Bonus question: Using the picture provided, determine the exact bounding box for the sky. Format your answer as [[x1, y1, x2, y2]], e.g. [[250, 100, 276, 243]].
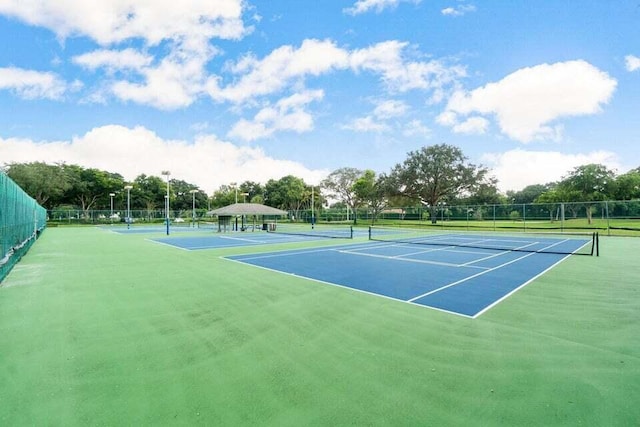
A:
[[0, 0, 639, 195]]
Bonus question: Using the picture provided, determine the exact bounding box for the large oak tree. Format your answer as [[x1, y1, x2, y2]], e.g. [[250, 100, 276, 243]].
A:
[[388, 144, 492, 223]]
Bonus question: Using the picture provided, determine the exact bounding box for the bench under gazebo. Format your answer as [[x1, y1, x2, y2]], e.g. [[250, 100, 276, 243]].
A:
[[207, 203, 288, 232]]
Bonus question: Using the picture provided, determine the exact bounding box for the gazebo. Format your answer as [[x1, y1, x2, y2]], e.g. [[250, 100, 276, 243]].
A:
[[207, 203, 288, 232]]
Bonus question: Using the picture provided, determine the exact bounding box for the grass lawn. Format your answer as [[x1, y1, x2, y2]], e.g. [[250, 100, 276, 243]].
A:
[[1, 226, 639, 425]]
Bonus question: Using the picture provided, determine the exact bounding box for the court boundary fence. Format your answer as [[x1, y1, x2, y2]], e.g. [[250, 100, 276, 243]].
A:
[[45, 199, 639, 236], [1, 173, 47, 283]]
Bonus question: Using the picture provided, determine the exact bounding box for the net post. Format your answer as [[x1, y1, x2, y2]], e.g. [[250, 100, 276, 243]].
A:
[[349, 226, 353, 239], [368, 226, 372, 240], [596, 232, 599, 257]]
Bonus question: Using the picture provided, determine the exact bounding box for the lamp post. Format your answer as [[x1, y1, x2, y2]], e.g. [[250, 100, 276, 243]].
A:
[[124, 185, 133, 229], [230, 182, 238, 204], [189, 189, 198, 227], [241, 192, 249, 203], [109, 192, 115, 222], [311, 186, 315, 229], [161, 171, 171, 235]]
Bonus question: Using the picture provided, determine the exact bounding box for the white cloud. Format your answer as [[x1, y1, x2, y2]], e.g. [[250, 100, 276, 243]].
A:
[[73, 48, 154, 73], [373, 99, 408, 118], [342, 116, 390, 133], [349, 40, 466, 93], [0, 1, 248, 109], [435, 110, 457, 126], [344, 0, 421, 16], [0, 0, 248, 45], [481, 149, 623, 192], [342, 98, 407, 133], [1, 4, 464, 111], [190, 121, 210, 132], [440, 60, 617, 142], [0, 67, 72, 100], [109, 45, 213, 110], [402, 119, 431, 137], [0, 125, 327, 194], [208, 39, 349, 104], [625, 55, 640, 72], [441, 4, 477, 17], [452, 116, 489, 134], [227, 90, 324, 141], [209, 39, 464, 107]]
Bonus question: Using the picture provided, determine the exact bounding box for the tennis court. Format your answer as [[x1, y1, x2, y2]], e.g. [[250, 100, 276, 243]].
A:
[[148, 224, 358, 250], [2, 226, 639, 426], [227, 228, 597, 317]]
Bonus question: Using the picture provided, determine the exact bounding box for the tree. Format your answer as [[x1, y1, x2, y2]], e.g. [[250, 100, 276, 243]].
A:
[[5, 162, 70, 208], [388, 144, 491, 224], [352, 170, 389, 224], [557, 163, 616, 224], [457, 180, 501, 206], [264, 175, 308, 216], [614, 169, 640, 200], [62, 165, 124, 216], [239, 181, 264, 202], [506, 184, 551, 205], [132, 174, 167, 212], [321, 167, 363, 224]]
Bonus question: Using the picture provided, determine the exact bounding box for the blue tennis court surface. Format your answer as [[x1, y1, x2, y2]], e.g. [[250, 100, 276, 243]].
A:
[[100, 225, 209, 234], [150, 231, 350, 250], [226, 236, 591, 318]]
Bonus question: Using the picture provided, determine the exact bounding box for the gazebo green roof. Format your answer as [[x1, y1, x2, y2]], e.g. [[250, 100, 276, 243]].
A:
[[207, 203, 288, 216]]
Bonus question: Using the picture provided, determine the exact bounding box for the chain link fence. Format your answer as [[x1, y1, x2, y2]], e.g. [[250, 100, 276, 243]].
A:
[[46, 199, 640, 236], [286, 200, 640, 236]]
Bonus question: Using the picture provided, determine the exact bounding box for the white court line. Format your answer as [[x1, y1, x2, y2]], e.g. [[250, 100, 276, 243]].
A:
[[336, 248, 489, 269], [222, 256, 475, 319], [407, 238, 572, 303], [219, 235, 268, 244], [471, 254, 572, 318], [230, 242, 367, 261], [459, 241, 540, 266], [341, 244, 455, 258], [145, 238, 192, 251]]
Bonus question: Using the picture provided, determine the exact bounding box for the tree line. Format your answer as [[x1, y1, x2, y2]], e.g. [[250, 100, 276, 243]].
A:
[[4, 144, 640, 223]]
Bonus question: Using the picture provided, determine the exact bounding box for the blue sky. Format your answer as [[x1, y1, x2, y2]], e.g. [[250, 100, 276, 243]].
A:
[[0, 0, 639, 194]]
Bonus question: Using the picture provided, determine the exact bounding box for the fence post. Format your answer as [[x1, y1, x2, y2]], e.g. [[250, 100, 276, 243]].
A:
[[489, 204, 493, 231], [605, 200, 610, 236]]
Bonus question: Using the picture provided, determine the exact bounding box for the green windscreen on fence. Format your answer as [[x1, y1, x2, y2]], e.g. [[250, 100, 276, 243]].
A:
[[0, 172, 47, 283]]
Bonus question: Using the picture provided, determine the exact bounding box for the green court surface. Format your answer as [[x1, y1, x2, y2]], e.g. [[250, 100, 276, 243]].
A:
[[1, 227, 639, 425]]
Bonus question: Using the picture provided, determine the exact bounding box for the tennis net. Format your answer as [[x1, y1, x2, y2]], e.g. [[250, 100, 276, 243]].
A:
[[197, 220, 217, 230], [267, 223, 353, 239], [368, 226, 598, 256]]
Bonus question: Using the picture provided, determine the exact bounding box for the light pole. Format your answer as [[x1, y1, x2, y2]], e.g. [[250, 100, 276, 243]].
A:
[[109, 192, 115, 222], [189, 189, 198, 227], [161, 171, 171, 235], [124, 185, 133, 229], [230, 182, 238, 204], [241, 192, 249, 203], [311, 185, 315, 229]]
